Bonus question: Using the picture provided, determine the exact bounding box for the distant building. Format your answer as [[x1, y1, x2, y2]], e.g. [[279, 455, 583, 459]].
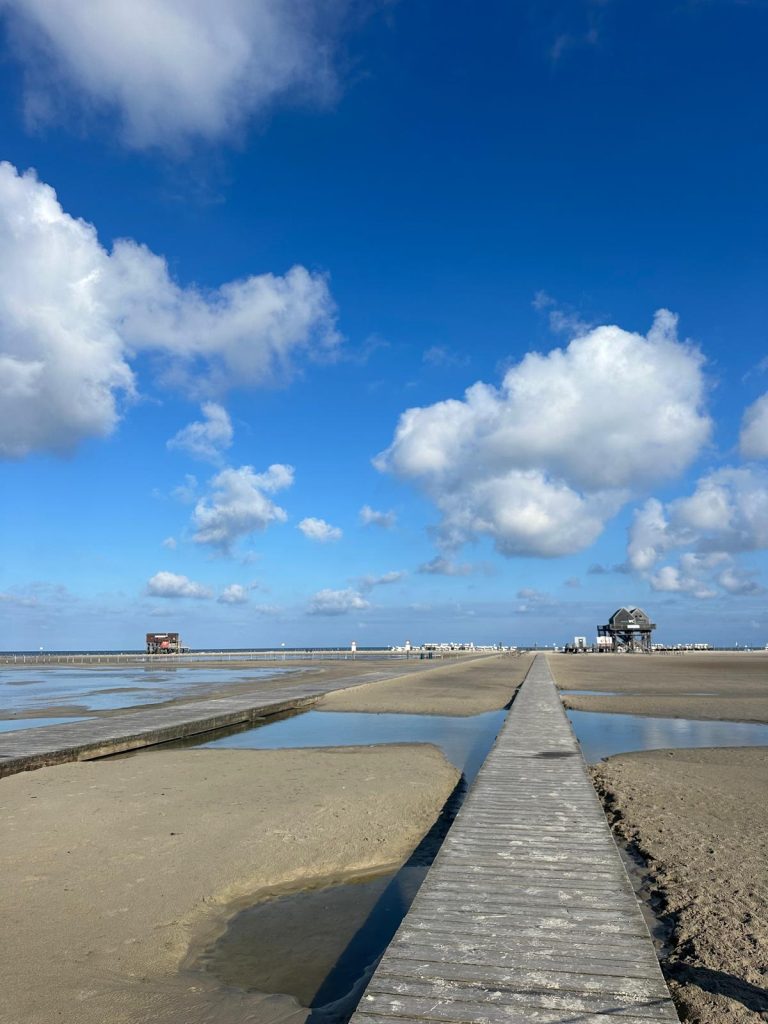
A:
[[146, 632, 183, 654], [597, 608, 656, 653]]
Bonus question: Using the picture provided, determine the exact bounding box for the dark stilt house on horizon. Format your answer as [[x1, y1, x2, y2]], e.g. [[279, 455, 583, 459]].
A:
[[597, 607, 656, 653]]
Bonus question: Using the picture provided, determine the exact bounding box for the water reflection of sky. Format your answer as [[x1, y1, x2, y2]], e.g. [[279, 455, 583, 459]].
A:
[[0, 715, 91, 732], [568, 709, 768, 763], [0, 666, 297, 714], [196, 709, 505, 783]]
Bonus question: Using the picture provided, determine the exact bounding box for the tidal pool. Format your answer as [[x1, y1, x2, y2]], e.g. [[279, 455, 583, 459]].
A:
[[0, 665, 298, 715], [189, 707, 506, 781], [567, 708, 768, 763]]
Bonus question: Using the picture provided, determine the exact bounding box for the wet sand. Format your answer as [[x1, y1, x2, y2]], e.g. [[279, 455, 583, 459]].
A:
[[592, 747, 768, 1024], [0, 655, 494, 720], [320, 653, 533, 715], [549, 652, 768, 723], [0, 744, 459, 1024]]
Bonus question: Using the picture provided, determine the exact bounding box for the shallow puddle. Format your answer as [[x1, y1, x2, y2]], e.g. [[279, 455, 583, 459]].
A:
[[567, 708, 768, 762], [189, 708, 506, 780], [196, 866, 423, 1021]]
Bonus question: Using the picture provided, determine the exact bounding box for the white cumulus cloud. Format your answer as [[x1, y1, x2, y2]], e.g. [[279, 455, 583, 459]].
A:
[[167, 402, 233, 463], [417, 556, 475, 576], [298, 517, 342, 543], [308, 588, 369, 616], [740, 393, 768, 460], [3, 0, 351, 149], [358, 570, 406, 592], [0, 162, 338, 459], [359, 505, 396, 529], [192, 463, 293, 552], [628, 467, 768, 598], [146, 571, 212, 599], [218, 583, 250, 604], [377, 310, 710, 557]]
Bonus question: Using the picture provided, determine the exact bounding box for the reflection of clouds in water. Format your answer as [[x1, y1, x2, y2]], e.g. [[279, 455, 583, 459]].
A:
[[569, 710, 768, 763]]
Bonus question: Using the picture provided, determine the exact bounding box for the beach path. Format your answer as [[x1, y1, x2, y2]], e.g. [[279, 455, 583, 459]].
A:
[[352, 653, 680, 1024]]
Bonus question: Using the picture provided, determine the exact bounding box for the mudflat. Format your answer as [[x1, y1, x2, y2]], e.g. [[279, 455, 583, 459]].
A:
[[320, 653, 533, 715], [0, 654, 497, 720], [592, 746, 768, 1024], [549, 651, 768, 723], [0, 744, 458, 1024]]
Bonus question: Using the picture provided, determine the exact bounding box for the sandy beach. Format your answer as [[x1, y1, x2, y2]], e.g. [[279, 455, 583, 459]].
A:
[[320, 653, 532, 715], [549, 651, 768, 723], [0, 744, 459, 1024], [592, 747, 768, 1024]]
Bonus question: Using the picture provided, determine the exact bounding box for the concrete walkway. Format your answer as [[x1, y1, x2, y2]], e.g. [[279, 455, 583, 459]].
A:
[[352, 654, 679, 1024], [0, 665, 418, 778]]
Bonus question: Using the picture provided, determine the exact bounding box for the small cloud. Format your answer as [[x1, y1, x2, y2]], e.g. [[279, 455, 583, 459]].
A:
[[532, 290, 556, 311], [417, 556, 474, 576], [308, 588, 369, 616], [422, 345, 470, 369], [218, 583, 250, 604], [173, 474, 199, 504], [358, 570, 406, 592], [162, 536, 178, 550], [193, 464, 293, 552], [252, 603, 281, 616], [516, 588, 557, 614], [146, 571, 212, 599], [167, 402, 233, 463], [717, 567, 764, 597], [344, 334, 391, 366], [298, 517, 343, 543], [359, 505, 396, 529], [564, 577, 581, 589], [588, 562, 629, 575]]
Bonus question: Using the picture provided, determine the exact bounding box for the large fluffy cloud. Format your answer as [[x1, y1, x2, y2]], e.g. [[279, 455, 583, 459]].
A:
[[3, 0, 350, 149], [377, 311, 710, 557], [0, 163, 338, 458], [192, 463, 293, 551], [627, 467, 768, 597]]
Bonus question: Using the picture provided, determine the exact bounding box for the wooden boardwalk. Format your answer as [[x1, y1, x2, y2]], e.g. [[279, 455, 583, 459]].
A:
[[0, 665, 420, 778], [352, 654, 679, 1024]]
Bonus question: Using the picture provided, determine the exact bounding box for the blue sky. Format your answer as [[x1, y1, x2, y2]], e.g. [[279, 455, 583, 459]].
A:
[[1, 1, 767, 650]]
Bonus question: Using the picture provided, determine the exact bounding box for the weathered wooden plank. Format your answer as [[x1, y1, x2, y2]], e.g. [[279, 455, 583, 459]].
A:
[[362, 983, 679, 1020], [376, 957, 666, 986]]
